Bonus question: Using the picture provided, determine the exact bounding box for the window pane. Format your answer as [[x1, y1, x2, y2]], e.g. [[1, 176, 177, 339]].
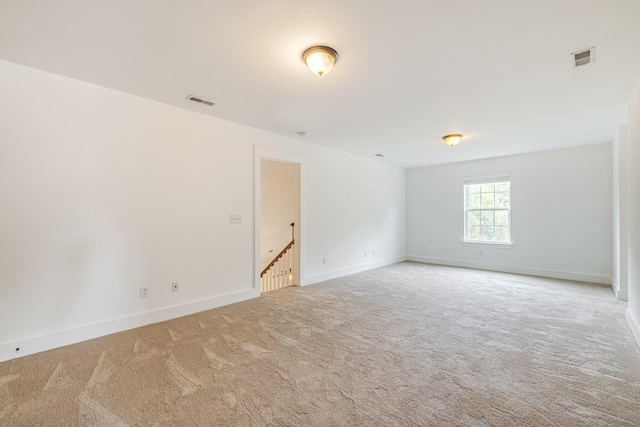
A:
[[494, 182, 510, 192], [468, 210, 480, 226], [495, 210, 508, 226], [467, 193, 481, 208], [480, 183, 494, 193], [464, 179, 510, 243], [495, 192, 509, 207], [481, 192, 495, 207], [495, 226, 508, 242], [481, 226, 495, 241], [467, 184, 481, 194], [467, 226, 480, 240], [480, 210, 494, 226]]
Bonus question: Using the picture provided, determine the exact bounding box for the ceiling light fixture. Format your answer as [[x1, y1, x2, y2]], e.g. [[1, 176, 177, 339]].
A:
[[302, 46, 338, 76], [443, 134, 462, 147]]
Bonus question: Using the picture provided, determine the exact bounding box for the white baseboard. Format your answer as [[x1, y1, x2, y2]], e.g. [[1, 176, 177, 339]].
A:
[[627, 308, 640, 350], [303, 255, 408, 286], [407, 255, 611, 285], [613, 286, 629, 301], [610, 276, 629, 301], [0, 287, 260, 363]]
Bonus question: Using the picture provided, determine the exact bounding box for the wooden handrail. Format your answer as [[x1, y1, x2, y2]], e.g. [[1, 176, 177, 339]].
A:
[[261, 239, 294, 277]]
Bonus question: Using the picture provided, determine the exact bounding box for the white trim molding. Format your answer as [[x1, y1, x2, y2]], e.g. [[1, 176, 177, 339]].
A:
[[610, 277, 629, 301], [462, 241, 513, 249], [407, 255, 611, 285], [627, 308, 640, 350], [0, 287, 259, 363]]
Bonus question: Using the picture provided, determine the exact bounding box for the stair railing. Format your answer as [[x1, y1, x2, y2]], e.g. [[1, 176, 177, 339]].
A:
[[261, 223, 295, 292]]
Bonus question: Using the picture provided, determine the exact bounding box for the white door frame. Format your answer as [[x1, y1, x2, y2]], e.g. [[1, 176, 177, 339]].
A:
[[254, 146, 304, 291]]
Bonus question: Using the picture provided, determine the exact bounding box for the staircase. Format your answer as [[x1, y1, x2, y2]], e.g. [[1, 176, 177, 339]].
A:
[[261, 223, 295, 293]]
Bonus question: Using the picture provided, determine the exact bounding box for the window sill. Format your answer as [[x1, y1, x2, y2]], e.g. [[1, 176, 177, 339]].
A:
[[462, 241, 513, 249]]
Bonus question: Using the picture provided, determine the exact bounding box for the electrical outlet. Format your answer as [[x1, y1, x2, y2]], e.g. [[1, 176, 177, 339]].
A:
[[364, 250, 367, 257], [140, 286, 149, 298], [172, 282, 179, 292], [229, 214, 242, 224], [322, 257, 327, 265], [372, 250, 376, 256]]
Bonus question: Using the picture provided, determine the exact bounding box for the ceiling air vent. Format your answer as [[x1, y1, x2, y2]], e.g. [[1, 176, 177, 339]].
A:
[[571, 47, 595, 68], [187, 95, 215, 106]]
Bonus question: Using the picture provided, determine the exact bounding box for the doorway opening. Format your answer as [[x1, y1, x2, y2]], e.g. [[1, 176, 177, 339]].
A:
[[254, 147, 302, 293]]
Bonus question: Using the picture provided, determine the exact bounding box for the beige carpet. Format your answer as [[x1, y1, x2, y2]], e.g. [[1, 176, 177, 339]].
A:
[[1, 262, 639, 426]]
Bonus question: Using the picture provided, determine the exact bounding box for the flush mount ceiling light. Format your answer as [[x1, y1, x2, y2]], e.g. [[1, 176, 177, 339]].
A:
[[443, 134, 463, 147], [302, 46, 338, 76]]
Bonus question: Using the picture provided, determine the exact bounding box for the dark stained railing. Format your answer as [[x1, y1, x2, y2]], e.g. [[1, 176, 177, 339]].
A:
[[260, 223, 295, 278]]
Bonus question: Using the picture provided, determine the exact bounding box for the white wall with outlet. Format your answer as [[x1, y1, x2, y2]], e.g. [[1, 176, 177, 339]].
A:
[[0, 59, 406, 361], [406, 144, 612, 284], [302, 145, 406, 283]]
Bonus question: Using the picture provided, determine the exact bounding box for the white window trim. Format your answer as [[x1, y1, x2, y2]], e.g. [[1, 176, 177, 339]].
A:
[[462, 241, 513, 249], [463, 173, 513, 245], [463, 173, 510, 185]]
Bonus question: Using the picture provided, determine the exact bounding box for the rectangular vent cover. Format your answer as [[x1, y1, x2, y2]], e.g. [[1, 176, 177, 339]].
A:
[[572, 47, 595, 68], [187, 95, 215, 106]]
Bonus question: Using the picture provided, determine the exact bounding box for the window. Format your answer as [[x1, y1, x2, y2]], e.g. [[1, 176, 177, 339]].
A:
[[464, 176, 511, 243]]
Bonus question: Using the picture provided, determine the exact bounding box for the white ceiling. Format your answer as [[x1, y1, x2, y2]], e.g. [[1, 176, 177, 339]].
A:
[[1, 0, 639, 168]]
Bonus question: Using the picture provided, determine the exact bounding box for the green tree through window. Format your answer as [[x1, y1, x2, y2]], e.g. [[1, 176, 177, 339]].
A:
[[464, 179, 510, 243]]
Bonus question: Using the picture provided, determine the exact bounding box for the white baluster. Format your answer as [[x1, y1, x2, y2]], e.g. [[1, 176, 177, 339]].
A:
[[289, 247, 293, 286], [285, 251, 290, 287]]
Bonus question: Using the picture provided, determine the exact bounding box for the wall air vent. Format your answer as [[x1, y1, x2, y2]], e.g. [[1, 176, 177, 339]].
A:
[[571, 47, 595, 68], [187, 95, 215, 106]]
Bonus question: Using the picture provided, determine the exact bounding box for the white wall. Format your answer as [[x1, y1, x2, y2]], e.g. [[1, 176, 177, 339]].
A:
[[407, 145, 612, 284], [612, 126, 629, 300], [0, 59, 406, 361], [303, 145, 407, 283], [260, 160, 299, 270], [627, 75, 640, 348]]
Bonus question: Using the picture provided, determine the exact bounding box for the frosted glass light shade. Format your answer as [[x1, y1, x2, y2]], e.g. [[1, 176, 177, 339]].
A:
[[443, 134, 462, 146], [302, 46, 338, 77]]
